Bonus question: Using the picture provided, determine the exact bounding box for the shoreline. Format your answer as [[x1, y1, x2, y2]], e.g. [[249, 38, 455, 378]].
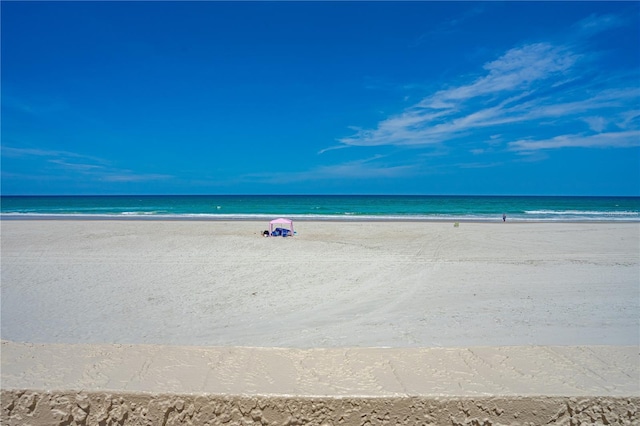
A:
[[2, 214, 639, 223]]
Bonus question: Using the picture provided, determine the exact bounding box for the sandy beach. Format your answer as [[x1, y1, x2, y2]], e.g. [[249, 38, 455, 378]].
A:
[[2, 220, 638, 347], [2, 220, 639, 424]]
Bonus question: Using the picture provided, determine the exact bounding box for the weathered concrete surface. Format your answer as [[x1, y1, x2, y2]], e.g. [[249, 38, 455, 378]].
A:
[[2, 391, 639, 425], [2, 341, 638, 425]]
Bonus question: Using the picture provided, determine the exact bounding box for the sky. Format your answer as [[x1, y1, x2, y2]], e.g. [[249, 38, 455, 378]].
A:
[[1, 1, 639, 196]]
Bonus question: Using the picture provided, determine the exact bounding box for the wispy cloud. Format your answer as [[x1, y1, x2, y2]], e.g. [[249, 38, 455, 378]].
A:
[[457, 161, 503, 169], [317, 144, 349, 155], [575, 13, 625, 35], [244, 155, 416, 185], [48, 159, 107, 172], [1, 145, 172, 183], [1, 146, 107, 165], [339, 43, 581, 147], [101, 173, 172, 182], [336, 14, 638, 160], [509, 130, 640, 152], [311, 158, 415, 180]]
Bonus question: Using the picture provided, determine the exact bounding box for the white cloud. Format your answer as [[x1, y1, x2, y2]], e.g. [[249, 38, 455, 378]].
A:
[[1, 145, 172, 183], [244, 156, 416, 184], [48, 159, 106, 172], [575, 13, 624, 35], [101, 173, 172, 182], [335, 15, 638, 157], [312, 158, 415, 179], [457, 161, 503, 169], [508, 130, 640, 152], [617, 110, 640, 129], [1, 146, 107, 165], [461, 43, 577, 96], [338, 42, 581, 148], [584, 116, 607, 132], [317, 144, 349, 155]]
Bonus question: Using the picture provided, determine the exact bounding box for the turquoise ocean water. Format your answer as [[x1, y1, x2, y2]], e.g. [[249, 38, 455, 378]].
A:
[[1, 195, 639, 222]]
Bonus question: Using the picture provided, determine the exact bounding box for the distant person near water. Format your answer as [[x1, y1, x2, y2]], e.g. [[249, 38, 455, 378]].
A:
[[503, 213, 506, 222]]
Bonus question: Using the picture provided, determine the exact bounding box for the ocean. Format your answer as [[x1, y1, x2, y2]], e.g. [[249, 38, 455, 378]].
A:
[[1, 195, 639, 222]]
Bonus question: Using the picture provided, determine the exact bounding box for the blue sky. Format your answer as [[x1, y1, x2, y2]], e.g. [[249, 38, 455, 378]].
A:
[[2, 1, 639, 195]]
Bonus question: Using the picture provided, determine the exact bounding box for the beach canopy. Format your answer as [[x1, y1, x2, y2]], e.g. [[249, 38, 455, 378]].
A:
[[269, 217, 294, 234]]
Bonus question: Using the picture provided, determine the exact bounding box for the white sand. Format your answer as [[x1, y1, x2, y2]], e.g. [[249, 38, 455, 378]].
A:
[[3, 341, 637, 397], [2, 220, 639, 424], [1, 220, 638, 347]]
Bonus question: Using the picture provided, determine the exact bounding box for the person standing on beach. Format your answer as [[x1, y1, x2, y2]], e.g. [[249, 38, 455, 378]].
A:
[[503, 213, 506, 222]]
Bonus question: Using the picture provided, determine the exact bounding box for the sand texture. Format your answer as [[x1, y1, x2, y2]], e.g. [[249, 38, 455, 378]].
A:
[[2, 341, 639, 425], [1, 220, 639, 425], [1, 220, 638, 347]]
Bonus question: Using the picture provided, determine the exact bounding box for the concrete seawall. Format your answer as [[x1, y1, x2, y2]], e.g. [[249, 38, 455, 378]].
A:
[[3, 391, 639, 425], [2, 341, 638, 425]]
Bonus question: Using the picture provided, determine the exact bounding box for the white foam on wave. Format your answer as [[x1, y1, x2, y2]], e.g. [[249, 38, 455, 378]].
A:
[[2, 211, 639, 222], [525, 210, 639, 216], [121, 211, 160, 215]]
